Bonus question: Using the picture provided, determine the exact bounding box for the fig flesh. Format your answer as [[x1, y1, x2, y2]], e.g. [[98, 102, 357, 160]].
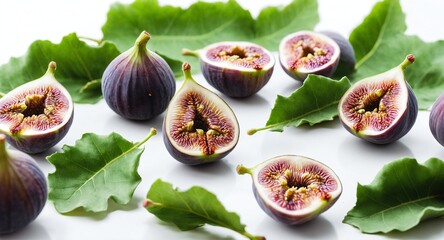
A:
[[279, 31, 340, 81], [163, 62, 240, 165], [182, 41, 275, 98], [338, 55, 418, 144], [237, 155, 342, 225], [429, 94, 444, 146], [0, 62, 74, 154], [0, 134, 47, 234], [102, 31, 176, 120]]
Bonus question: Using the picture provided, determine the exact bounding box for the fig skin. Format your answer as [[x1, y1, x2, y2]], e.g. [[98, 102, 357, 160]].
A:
[[0, 134, 48, 234], [279, 31, 340, 81], [338, 55, 418, 144], [237, 155, 342, 225], [320, 31, 356, 76], [163, 62, 240, 165], [102, 31, 176, 120], [429, 94, 444, 146], [182, 41, 275, 98], [0, 62, 74, 154]]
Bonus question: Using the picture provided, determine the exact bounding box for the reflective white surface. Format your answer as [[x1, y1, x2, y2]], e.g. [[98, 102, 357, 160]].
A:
[[1, 1, 444, 239]]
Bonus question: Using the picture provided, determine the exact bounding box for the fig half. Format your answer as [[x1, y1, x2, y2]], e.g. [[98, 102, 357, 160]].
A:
[[279, 31, 340, 81], [338, 55, 418, 144], [0, 62, 74, 154], [163, 62, 240, 165], [183, 41, 275, 98], [237, 155, 342, 225]]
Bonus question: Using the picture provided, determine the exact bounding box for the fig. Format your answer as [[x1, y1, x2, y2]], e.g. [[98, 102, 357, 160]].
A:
[[163, 62, 240, 165], [0, 134, 48, 234], [429, 94, 444, 146], [237, 155, 342, 225], [320, 31, 356, 76], [279, 31, 340, 81], [0, 61, 74, 154], [338, 55, 418, 144], [182, 41, 275, 98], [102, 31, 176, 120]]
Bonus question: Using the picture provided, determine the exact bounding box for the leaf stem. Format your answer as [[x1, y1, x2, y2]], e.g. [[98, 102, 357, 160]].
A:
[[247, 125, 274, 135], [241, 231, 266, 240]]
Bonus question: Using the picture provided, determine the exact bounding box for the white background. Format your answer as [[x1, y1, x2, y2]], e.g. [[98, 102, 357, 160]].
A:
[[1, 0, 444, 240]]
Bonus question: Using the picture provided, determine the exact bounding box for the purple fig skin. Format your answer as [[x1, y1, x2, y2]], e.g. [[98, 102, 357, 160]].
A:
[[200, 61, 274, 98], [320, 31, 356, 77], [6, 115, 74, 154], [429, 94, 444, 146], [0, 135, 48, 234], [102, 31, 176, 120]]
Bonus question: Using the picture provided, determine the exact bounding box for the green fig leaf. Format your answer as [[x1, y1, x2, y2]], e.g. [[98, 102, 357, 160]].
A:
[[102, 0, 318, 74], [350, 0, 444, 109], [144, 179, 264, 240], [0, 33, 120, 104], [248, 75, 351, 135], [47, 129, 157, 213], [344, 157, 444, 233]]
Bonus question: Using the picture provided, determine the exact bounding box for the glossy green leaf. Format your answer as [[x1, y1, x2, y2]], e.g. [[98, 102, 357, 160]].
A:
[[350, 0, 444, 109], [0, 33, 120, 104], [344, 157, 444, 233], [102, 0, 318, 74], [248, 75, 351, 135], [144, 179, 264, 240], [47, 129, 157, 213]]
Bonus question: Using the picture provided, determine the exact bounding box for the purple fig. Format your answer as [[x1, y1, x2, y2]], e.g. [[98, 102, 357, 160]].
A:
[[0, 61, 74, 154], [429, 94, 444, 146], [182, 41, 274, 98], [320, 31, 356, 76], [279, 31, 340, 81], [237, 155, 342, 225], [338, 55, 418, 144], [0, 134, 47, 234], [102, 31, 176, 120], [163, 62, 240, 165]]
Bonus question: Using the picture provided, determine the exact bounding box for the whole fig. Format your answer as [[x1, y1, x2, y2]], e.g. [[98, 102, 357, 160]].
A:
[[429, 94, 444, 146], [0, 134, 47, 234], [320, 31, 356, 76], [338, 55, 418, 144], [102, 31, 176, 120], [237, 155, 342, 225], [0, 61, 74, 154]]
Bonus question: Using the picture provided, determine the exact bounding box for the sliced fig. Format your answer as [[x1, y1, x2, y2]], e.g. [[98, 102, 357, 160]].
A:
[[279, 31, 340, 81], [182, 41, 274, 98], [237, 155, 342, 225], [102, 31, 176, 120], [163, 62, 240, 165], [0, 62, 74, 154], [320, 31, 356, 76], [338, 55, 418, 144]]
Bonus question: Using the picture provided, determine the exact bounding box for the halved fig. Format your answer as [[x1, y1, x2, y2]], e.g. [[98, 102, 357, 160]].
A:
[[237, 155, 342, 225], [163, 62, 240, 165], [279, 31, 340, 81], [182, 41, 274, 98], [0, 62, 74, 154], [338, 55, 418, 144]]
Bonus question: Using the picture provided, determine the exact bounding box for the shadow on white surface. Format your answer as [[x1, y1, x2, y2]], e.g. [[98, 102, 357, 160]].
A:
[[0, 222, 51, 240], [257, 215, 338, 240], [377, 217, 444, 239]]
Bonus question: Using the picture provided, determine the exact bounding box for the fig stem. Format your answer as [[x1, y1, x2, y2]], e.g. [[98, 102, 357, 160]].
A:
[[135, 31, 151, 52], [134, 128, 157, 149], [182, 62, 196, 83], [182, 48, 200, 57], [236, 164, 253, 175], [45, 61, 57, 77], [400, 54, 415, 70], [0, 92, 4, 98]]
